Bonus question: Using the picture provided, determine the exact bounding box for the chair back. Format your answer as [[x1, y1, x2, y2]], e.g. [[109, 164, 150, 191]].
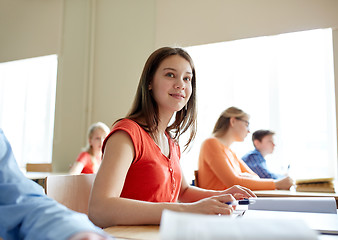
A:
[[45, 174, 96, 215], [26, 163, 52, 172], [194, 170, 199, 187]]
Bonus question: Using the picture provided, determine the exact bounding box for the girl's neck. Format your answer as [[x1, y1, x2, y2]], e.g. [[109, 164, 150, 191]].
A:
[[215, 132, 234, 148], [154, 111, 173, 134], [136, 110, 173, 134]]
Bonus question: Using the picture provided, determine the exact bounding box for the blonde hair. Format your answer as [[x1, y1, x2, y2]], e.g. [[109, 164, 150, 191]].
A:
[[212, 107, 249, 137], [84, 122, 110, 153]]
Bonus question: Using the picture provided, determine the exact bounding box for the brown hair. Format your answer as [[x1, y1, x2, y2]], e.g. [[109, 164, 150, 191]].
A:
[[252, 130, 275, 143], [212, 107, 249, 137], [124, 47, 197, 150]]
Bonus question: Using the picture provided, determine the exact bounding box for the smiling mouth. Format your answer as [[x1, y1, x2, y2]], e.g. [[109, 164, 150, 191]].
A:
[[170, 93, 185, 99]]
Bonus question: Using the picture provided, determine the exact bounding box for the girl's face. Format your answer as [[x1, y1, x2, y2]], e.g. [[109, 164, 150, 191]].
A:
[[89, 128, 107, 154], [149, 55, 193, 116], [233, 117, 250, 142]]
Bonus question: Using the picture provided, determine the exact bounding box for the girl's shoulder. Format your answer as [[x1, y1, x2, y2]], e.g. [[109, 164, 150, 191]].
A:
[[203, 137, 220, 145], [76, 151, 91, 163], [77, 151, 91, 158], [112, 118, 147, 135], [113, 118, 139, 128]]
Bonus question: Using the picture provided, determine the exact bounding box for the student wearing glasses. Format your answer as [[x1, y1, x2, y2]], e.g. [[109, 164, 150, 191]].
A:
[[198, 107, 293, 191]]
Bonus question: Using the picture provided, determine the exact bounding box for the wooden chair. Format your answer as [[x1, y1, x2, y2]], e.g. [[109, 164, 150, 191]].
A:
[[26, 163, 52, 172], [45, 174, 96, 215], [194, 170, 199, 187]]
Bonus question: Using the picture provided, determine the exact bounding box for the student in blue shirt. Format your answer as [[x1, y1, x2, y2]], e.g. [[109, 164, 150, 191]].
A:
[[0, 129, 110, 240], [242, 130, 288, 180]]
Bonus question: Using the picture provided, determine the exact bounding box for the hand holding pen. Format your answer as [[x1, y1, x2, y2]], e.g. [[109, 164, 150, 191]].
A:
[[226, 198, 256, 206]]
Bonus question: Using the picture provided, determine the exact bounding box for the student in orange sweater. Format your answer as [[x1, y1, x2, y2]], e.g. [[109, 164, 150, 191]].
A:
[[198, 107, 293, 191]]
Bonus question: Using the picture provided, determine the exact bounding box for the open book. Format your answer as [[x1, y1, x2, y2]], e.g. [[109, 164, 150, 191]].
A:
[[247, 197, 337, 214], [160, 210, 318, 240]]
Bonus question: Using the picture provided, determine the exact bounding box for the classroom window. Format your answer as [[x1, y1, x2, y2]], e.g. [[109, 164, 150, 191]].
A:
[[182, 28, 337, 181], [0, 55, 57, 168]]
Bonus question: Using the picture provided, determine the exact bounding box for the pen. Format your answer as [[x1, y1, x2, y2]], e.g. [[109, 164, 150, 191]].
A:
[[226, 199, 256, 206]]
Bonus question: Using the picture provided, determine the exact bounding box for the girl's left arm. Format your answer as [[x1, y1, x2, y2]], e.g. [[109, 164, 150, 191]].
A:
[[178, 172, 256, 203]]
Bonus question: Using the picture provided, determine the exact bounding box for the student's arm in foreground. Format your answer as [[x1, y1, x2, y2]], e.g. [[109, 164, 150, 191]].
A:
[[0, 129, 108, 240]]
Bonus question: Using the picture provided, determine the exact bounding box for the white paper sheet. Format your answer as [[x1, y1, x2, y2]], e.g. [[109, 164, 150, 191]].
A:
[[247, 197, 337, 213], [244, 210, 338, 235], [160, 210, 318, 240]]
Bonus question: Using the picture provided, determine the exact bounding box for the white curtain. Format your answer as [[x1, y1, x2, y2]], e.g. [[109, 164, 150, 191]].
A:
[[0, 55, 57, 167], [182, 29, 337, 181]]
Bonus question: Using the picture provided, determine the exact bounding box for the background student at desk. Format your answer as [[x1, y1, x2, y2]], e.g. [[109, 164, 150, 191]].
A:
[[242, 129, 290, 179], [198, 107, 293, 191], [70, 122, 110, 175], [88, 47, 255, 228]]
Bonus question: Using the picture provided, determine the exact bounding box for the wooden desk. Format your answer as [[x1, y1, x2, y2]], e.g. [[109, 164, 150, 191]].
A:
[[104, 225, 160, 240], [253, 190, 338, 208], [103, 225, 336, 240]]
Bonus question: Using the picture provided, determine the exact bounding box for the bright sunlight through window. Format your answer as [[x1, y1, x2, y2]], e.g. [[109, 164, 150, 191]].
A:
[[181, 29, 337, 182], [0, 55, 57, 168]]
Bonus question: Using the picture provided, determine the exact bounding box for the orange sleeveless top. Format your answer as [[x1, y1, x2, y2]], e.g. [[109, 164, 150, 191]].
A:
[[102, 119, 182, 202]]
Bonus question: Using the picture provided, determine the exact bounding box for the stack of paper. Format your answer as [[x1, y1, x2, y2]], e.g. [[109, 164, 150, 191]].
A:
[[295, 177, 335, 193]]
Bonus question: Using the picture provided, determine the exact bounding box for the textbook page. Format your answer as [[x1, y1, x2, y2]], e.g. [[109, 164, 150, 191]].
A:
[[160, 210, 318, 240], [248, 197, 337, 214]]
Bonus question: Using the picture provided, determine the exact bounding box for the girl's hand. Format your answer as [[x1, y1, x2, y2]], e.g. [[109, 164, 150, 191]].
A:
[[183, 194, 236, 215], [222, 185, 256, 200], [274, 176, 294, 190]]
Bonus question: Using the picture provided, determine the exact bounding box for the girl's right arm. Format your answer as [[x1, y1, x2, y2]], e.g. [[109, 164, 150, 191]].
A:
[[88, 131, 235, 228], [69, 161, 85, 175]]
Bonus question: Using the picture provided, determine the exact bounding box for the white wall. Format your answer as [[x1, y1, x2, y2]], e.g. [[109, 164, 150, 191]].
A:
[[0, 0, 63, 63], [52, 0, 156, 171], [155, 0, 338, 47]]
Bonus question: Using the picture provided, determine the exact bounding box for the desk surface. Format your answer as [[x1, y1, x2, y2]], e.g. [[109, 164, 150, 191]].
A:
[[103, 225, 337, 240], [104, 191, 338, 239], [104, 225, 160, 240], [253, 189, 338, 208]]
